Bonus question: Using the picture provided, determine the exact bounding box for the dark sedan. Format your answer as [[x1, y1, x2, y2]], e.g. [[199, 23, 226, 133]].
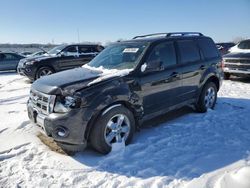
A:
[[0, 52, 25, 71]]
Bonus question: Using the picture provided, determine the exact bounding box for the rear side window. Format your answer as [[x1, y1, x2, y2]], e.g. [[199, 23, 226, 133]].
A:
[[197, 38, 220, 59], [65, 46, 77, 53], [147, 42, 177, 68], [3, 54, 17, 60], [79, 46, 92, 54], [177, 40, 200, 63]]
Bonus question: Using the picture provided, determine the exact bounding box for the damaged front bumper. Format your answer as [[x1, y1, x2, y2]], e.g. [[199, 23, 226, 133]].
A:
[[27, 99, 88, 151]]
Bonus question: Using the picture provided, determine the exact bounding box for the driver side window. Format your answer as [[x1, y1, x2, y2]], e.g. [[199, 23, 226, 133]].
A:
[[147, 42, 177, 68], [0, 54, 5, 61], [63, 46, 78, 56]]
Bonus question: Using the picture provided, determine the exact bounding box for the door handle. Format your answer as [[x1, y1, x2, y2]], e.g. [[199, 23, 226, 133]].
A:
[[200, 65, 206, 70]]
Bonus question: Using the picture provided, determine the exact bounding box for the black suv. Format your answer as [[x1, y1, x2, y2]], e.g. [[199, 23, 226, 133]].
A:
[[17, 44, 104, 81], [27, 32, 223, 154]]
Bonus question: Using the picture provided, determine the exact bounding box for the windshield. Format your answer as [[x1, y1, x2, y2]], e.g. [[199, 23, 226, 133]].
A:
[[48, 45, 66, 55], [238, 40, 250, 50], [87, 42, 148, 70]]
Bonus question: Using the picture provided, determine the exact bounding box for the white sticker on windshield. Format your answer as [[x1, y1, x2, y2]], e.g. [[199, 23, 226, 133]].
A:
[[123, 48, 139, 53]]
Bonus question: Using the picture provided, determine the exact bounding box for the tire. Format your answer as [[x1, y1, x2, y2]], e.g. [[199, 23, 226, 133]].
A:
[[36, 66, 54, 80], [195, 82, 217, 113], [224, 73, 231, 80], [90, 105, 135, 154]]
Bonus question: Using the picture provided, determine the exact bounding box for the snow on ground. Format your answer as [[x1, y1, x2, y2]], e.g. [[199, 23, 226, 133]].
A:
[[0, 72, 250, 188]]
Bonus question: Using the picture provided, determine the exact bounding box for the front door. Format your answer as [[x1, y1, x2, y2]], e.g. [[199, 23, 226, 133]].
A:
[[57, 46, 81, 70], [138, 41, 182, 115]]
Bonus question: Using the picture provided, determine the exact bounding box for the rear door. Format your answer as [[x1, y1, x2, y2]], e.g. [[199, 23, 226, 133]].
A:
[[139, 41, 182, 115], [78, 45, 97, 66], [176, 40, 203, 102]]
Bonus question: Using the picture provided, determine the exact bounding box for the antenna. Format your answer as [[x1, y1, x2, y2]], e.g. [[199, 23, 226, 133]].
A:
[[77, 28, 80, 43]]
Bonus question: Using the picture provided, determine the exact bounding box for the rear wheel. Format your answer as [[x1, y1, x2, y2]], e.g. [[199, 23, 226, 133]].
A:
[[36, 67, 54, 80], [90, 106, 135, 154], [195, 82, 217, 113]]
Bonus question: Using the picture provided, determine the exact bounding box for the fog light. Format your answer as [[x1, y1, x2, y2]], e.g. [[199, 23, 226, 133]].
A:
[[55, 127, 68, 138], [26, 68, 31, 72]]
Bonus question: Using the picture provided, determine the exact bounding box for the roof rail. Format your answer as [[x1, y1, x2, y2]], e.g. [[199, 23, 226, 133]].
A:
[[133, 32, 203, 39], [133, 33, 169, 39], [166, 32, 203, 37]]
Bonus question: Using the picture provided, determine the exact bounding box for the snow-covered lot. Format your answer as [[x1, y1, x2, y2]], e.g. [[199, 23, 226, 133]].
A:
[[0, 72, 250, 188]]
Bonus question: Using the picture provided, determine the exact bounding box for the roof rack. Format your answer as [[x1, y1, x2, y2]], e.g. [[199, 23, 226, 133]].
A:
[[133, 32, 204, 39]]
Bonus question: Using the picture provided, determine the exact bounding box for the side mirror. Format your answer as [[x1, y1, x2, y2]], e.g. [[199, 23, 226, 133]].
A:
[[141, 60, 163, 73], [57, 51, 66, 57]]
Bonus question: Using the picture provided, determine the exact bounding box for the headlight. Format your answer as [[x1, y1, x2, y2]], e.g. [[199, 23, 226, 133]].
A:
[[24, 60, 36, 66], [54, 96, 81, 113]]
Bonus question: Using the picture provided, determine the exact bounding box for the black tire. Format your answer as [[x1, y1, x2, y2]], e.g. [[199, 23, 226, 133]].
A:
[[90, 105, 135, 154], [36, 66, 54, 80], [195, 82, 217, 113], [224, 73, 231, 80]]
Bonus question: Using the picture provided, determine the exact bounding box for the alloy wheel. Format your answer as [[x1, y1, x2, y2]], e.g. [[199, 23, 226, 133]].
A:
[[104, 114, 131, 146]]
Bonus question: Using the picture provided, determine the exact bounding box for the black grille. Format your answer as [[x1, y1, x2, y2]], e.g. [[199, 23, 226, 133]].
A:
[[224, 59, 250, 70], [30, 90, 54, 114]]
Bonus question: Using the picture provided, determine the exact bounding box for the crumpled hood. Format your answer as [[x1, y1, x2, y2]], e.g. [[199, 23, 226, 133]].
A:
[[31, 66, 132, 95]]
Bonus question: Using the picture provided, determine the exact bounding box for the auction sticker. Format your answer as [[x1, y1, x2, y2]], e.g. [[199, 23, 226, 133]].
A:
[[123, 48, 139, 53]]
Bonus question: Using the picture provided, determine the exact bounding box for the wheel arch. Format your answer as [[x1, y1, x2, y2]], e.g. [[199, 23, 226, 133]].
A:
[[35, 65, 56, 79], [84, 100, 138, 141]]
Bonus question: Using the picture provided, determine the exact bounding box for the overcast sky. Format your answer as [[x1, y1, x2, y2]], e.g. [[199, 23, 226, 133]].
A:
[[0, 0, 250, 44]]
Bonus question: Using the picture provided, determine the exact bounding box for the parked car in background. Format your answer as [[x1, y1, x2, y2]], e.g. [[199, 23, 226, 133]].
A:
[[216, 42, 235, 55], [17, 44, 104, 81], [223, 52, 250, 79], [0, 52, 25, 71], [229, 39, 250, 53], [20, 51, 33, 57], [27, 32, 223, 154], [30, 51, 47, 57]]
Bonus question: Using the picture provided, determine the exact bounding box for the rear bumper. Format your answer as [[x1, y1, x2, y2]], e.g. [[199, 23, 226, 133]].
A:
[[27, 99, 88, 150]]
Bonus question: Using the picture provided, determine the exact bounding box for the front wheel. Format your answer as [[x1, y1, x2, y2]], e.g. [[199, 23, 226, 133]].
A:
[[36, 67, 54, 80], [90, 106, 135, 154], [195, 82, 217, 113]]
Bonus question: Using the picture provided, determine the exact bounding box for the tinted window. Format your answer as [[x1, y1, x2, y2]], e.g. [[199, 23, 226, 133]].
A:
[[177, 40, 200, 63], [79, 46, 92, 54], [3, 54, 17, 60], [238, 40, 250, 49], [96, 45, 104, 52], [147, 42, 177, 68], [198, 38, 219, 59], [0, 54, 5, 60], [65, 46, 77, 53]]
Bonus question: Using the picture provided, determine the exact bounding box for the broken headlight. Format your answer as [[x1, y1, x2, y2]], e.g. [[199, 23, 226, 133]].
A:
[[54, 96, 81, 113]]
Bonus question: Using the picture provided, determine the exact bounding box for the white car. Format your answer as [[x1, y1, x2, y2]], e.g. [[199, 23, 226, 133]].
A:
[[229, 39, 250, 53]]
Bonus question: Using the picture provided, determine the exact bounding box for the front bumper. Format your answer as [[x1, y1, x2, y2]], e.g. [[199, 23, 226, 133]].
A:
[[27, 99, 88, 150], [223, 67, 250, 75], [17, 66, 36, 81]]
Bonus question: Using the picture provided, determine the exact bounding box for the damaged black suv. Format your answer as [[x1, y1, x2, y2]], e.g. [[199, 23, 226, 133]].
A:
[[27, 32, 223, 154]]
